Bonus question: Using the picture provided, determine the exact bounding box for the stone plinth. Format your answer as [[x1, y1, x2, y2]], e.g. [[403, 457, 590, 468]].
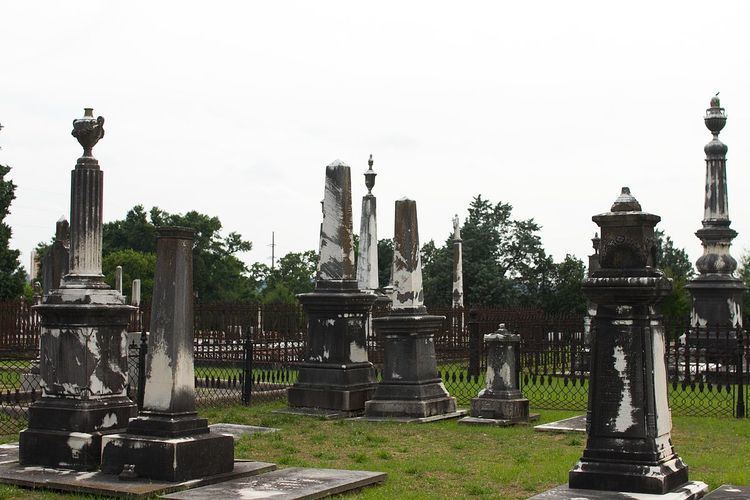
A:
[[460, 324, 537, 425], [567, 188, 696, 495], [101, 227, 233, 481], [364, 199, 457, 420], [287, 160, 377, 415], [19, 109, 137, 470]]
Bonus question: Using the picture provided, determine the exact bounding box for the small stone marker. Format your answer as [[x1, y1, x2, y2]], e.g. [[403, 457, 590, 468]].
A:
[[41, 217, 69, 294], [100, 227, 234, 482], [534, 414, 586, 433], [459, 324, 538, 426], [115, 265, 123, 294], [286, 160, 377, 416], [131, 278, 141, 307], [362, 198, 464, 421], [208, 423, 279, 442], [703, 484, 750, 499]]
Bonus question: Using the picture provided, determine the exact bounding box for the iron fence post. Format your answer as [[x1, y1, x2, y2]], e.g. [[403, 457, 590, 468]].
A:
[[468, 309, 480, 379], [736, 327, 746, 418], [242, 326, 253, 405], [137, 327, 147, 410]]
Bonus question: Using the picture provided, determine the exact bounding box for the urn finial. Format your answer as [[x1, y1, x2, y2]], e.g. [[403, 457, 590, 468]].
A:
[[364, 154, 377, 195], [71, 108, 105, 159]]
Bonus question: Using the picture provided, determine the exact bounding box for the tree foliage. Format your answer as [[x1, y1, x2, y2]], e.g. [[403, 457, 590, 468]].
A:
[[102, 249, 157, 304], [654, 229, 694, 323], [0, 164, 26, 299]]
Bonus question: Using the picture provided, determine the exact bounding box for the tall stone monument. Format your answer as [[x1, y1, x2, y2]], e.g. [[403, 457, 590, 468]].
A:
[[564, 188, 707, 497], [287, 160, 377, 415], [101, 227, 233, 481], [363, 199, 461, 421], [686, 95, 745, 328], [459, 324, 538, 426], [356, 155, 379, 292], [19, 109, 137, 470], [452, 214, 464, 309], [41, 217, 70, 295]]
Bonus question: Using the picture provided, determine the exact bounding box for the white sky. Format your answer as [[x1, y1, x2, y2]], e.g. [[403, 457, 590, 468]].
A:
[[2, 2, 750, 277]]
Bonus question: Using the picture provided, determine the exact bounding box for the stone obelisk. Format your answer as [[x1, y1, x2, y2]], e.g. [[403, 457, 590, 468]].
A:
[[357, 155, 379, 292], [101, 227, 233, 481], [20, 109, 137, 470], [287, 160, 377, 415], [686, 96, 745, 328], [364, 199, 461, 421], [452, 214, 464, 309], [564, 188, 707, 498]]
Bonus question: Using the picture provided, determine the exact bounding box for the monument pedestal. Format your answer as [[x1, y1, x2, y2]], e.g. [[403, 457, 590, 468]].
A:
[[364, 312, 458, 419], [288, 287, 376, 414]]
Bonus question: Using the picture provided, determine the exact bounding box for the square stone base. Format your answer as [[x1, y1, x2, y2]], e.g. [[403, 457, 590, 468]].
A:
[[458, 413, 539, 426], [101, 431, 234, 482], [569, 457, 690, 495], [470, 396, 530, 421], [287, 385, 374, 414], [364, 395, 458, 419], [534, 414, 587, 433], [528, 481, 708, 499], [353, 410, 467, 424], [19, 427, 119, 471], [0, 460, 274, 498], [274, 407, 363, 419]]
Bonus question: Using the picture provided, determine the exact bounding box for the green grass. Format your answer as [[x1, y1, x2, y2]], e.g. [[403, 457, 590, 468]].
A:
[[0, 400, 747, 498]]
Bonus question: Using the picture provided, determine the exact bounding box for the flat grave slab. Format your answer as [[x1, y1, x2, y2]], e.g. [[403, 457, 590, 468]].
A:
[[0, 460, 275, 498], [352, 410, 467, 424], [704, 484, 750, 499], [458, 413, 539, 426], [528, 482, 709, 500], [273, 407, 361, 420], [0, 443, 18, 465], [162, 467, 386, 499], [209, 423, 279, 441], [534, 414, 587, 433]]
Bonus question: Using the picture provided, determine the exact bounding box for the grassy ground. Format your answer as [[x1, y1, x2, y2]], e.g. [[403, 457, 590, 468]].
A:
[[0, 400, 746, 499]]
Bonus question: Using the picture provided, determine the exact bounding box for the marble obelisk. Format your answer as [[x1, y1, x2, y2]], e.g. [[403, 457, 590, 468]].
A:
[[565, 188, 707, 497], [287, 160, 377, 415], [452, 214, 464, 309], [686, 96, 745, 328], [20, 109, 137, 470], [101, 227, 233, 481], [357, 155, 379, 292], [364, 199, 461, 420]]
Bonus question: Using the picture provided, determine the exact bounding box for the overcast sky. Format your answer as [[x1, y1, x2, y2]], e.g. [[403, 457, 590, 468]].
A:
[[2, 2, 750, 279]]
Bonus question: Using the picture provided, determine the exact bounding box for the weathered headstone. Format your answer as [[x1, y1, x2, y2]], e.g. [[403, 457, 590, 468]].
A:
[[115, 265, 123, 294], [686, 96, 745, 328], [563, 188, 707, 497], [286, 160, 377, 415], [363, 199, 462, 421], [101, 227, 234, 481], [41, 217, 70, 295], [459, 324, 538, 426], [19, 109, 137, 470]]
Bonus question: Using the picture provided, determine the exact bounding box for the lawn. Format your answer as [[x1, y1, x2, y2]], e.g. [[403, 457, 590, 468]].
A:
[[0, 400, 747, 499]]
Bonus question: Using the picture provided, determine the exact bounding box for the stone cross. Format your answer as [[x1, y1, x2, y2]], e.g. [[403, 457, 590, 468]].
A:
[[317, 160, 356, 286], [356, 155, 379, 291], [391, 198, 423, 309], [686, 96, 745, 328]]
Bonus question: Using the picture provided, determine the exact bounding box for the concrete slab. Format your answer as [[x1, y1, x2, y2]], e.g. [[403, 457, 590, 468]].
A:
[[534, 414, 587, 433], [162, 467, 386, 499], [352, 410, 467, 424], [0, 460, 275, 498], [457, 413, 540, 426], [528, 481, 709, 499], [273, 407, 361, 420], [704, 485, 750, 499], [0, 443, 19, 465], [209, 423, 279, 441]]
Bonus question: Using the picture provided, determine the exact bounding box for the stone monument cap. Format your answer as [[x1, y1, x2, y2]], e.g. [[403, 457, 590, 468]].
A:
[[484, 323, 520, 343], [610, 187, 641, 212], [156, 226, 196, 240]]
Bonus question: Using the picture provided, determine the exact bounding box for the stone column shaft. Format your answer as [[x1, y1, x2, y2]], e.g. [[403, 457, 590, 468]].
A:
[[357, 194, 379, 290], [68, 164, 103, 278]]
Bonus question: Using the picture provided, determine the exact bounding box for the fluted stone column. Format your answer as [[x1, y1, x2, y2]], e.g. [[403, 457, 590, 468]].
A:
[[101, 227, 233, 481], [564, 188, 707, 498], [287, 160, 377, 415], [686, 96, 745, 329], [20, 109, 136, 470], [364, 199, 461, 421]]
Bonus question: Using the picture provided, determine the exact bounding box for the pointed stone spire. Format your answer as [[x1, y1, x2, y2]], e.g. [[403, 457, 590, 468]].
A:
[[317, 160, 356, 287], [452, 214, 464, 308], [357, 155, 379, 291], [391, 198, 423, 309]]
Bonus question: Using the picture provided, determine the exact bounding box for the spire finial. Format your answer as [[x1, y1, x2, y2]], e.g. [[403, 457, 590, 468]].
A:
[[364, 154, 377, 195]]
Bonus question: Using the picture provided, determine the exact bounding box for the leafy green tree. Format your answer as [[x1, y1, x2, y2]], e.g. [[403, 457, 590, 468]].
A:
[[737, 251, 750, 316], [421, 239, 452, 306], [377, 238, 393, 288], [103, 249, 157, 305], [654, 229, 694, 324], [540, 254, 586, 314], [0, 164, 26, 299], [266, 250, 318, 297]]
